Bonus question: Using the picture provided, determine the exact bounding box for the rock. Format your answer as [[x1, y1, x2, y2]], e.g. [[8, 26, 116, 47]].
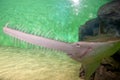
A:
[[94, 1, 120, 79], [94, 53, 120, 80], [98, 0, 120, 37], [79, 0, 120, 80], [79, 51, 120, 80], [79, 0, 120, 41], [79, 18, 100, 41]]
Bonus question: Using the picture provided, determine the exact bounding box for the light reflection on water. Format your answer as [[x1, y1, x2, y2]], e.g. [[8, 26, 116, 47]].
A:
[[71, 0, 81, 15]]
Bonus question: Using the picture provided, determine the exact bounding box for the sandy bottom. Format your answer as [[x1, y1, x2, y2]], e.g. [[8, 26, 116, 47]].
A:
[[0, 46, 82, 80]]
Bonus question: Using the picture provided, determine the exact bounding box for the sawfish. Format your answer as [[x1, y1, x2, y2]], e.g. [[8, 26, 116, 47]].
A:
[[3, 23, 120, 80]]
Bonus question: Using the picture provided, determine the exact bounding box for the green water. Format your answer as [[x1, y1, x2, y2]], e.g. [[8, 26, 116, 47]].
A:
[[0, 0, 108, 48]]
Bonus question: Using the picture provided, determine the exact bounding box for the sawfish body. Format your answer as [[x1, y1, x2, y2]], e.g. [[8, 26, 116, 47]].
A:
[[3, 24, 120, 80]]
